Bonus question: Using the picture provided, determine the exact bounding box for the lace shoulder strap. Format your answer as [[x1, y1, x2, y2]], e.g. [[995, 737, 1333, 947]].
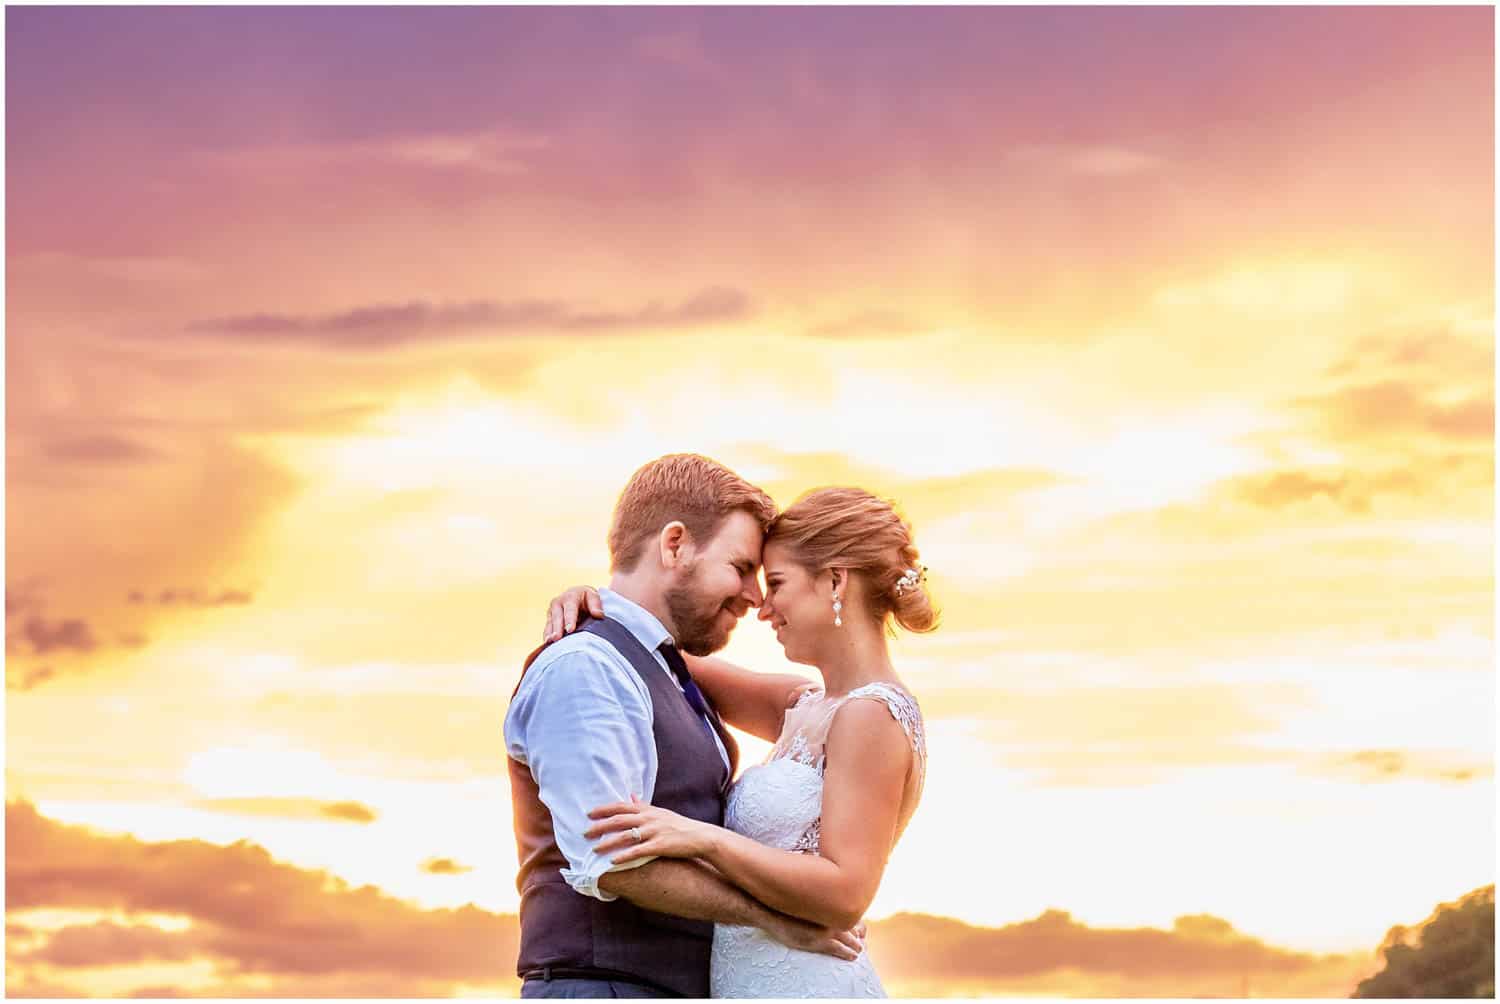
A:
[[769, 682, 928, 782], [789, 684, 825, 710], [769, 686, 833, 768], [841, 682, 927, 777]]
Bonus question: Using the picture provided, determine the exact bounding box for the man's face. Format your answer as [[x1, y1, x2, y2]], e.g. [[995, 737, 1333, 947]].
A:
[[664, 510, 766, 656]]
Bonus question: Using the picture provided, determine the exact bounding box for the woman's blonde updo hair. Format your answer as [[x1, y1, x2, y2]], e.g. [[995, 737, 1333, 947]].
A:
[[764, 487, 939, 635]]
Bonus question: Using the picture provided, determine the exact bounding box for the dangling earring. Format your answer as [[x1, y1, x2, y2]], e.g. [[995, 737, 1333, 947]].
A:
[[833, 593, 843, 627]]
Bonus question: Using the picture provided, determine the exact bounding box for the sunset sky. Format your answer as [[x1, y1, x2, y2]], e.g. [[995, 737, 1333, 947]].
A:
[[5, 6, 1494, 998]]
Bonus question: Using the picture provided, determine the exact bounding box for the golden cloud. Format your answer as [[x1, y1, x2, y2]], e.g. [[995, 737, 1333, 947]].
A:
[[187, 798, 379, 824], [8, 800, 1386, 998]]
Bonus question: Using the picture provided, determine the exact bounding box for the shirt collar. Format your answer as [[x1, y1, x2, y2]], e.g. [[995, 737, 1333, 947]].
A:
[[598, 587, 674, 654]]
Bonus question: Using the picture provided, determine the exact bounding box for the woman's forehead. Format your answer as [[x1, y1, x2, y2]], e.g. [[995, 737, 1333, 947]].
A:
[[761, 541, 797, 569]]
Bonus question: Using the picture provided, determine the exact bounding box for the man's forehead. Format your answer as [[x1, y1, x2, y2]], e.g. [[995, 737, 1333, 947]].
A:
[[729, 535, 765, 564], [702, 513, 762, 552], [715, 513, 765, 559]]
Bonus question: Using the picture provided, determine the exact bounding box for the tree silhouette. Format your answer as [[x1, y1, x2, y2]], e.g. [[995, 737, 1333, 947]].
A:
[[1353, 885, 1494, 998]]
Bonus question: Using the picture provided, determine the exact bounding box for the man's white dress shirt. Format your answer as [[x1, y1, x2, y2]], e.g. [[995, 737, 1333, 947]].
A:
[[504, 588, 731, 901]]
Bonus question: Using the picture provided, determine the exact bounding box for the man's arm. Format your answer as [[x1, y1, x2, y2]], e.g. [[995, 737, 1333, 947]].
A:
[[506, 638, 661, 901], [599, 858, 862, 960]]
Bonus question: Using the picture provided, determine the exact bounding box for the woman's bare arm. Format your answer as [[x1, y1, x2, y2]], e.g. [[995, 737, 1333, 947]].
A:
[[696, 698, 910, 927], [683, 653, 814, 743], [592, 698, 912, 929]]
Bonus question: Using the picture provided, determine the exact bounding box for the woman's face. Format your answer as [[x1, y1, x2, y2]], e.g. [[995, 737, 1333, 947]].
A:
[[757, 540, 833, 665]]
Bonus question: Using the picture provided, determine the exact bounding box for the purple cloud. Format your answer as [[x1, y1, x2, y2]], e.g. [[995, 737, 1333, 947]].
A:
[[182, 287, 754, 348]]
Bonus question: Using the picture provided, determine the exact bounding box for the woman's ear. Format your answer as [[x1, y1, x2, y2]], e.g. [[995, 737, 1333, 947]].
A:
[[829, 567, 847, 596]]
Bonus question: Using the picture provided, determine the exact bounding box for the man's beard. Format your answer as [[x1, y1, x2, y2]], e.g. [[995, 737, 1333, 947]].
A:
[[664, 563, 737, 656]]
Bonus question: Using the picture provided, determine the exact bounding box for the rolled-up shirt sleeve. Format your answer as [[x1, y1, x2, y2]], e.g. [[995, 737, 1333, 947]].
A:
[[504, 638, 658, 901]]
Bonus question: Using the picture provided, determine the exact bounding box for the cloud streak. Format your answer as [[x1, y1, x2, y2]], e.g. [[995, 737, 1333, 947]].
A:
[[803, 311, 928, 340], [189, 798, 379, 824], [182, 288, 754, 348], [128, 588, 254, 608], [44, 435, 165, 465]]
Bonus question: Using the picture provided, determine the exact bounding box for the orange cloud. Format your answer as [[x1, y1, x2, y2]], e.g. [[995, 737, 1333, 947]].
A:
[[8, 799, 1386, 998], [17, 921, 198, 967], [6, 435, 301, 689], [1313, 750, 1494, 785], [6, 800, 519, 996], [865, 909, 1374, 997], [1325, 327, 1494, 381], [1295, 380, 1493, 446], [1225, 451, 1493, 515], [4, 596, 107, 691], [321, 801, 379, 823], [6, 665, 59, 692], [187, 799, 379, 824]]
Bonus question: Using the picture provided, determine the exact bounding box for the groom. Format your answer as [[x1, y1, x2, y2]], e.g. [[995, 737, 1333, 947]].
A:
[[505, 454, 860, 999]]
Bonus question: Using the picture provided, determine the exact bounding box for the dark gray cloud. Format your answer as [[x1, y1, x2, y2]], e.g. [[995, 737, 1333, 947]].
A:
[[183, 287, 754, 348]]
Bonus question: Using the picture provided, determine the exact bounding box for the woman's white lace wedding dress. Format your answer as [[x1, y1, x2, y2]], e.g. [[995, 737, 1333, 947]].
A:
[[709, 682, 927, 999]]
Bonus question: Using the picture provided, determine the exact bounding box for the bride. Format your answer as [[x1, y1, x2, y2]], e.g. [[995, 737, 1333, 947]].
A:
[[543, 487, 934, 998]]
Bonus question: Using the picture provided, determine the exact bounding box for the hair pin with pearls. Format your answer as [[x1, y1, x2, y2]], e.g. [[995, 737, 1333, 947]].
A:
[[894, 565, 928, 596]]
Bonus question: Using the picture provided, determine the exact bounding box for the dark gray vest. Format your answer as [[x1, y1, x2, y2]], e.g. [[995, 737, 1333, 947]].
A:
[[508, 615, 741, 998]]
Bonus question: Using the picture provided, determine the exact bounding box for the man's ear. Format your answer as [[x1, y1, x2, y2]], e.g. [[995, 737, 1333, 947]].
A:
[[658, 521, 694, 570]]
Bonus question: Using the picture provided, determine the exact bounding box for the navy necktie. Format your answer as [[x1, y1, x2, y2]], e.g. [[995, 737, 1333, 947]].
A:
[[658, 642, 719, 740]]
